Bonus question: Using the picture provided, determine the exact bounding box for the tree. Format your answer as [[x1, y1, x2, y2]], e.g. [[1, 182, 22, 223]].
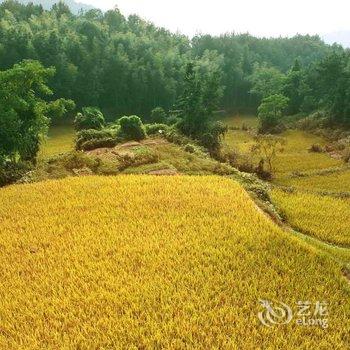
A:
[[177, 59, 223, 137], [150, 107, 166, 123], [74, 107, 105, 131], [258, 94, 289, 133], [251, 135, 286, 174], [250, 65, 286, 99], [176, 60, 226, 154], [283, 59, 305, 115], [0, 60, 71, 164]]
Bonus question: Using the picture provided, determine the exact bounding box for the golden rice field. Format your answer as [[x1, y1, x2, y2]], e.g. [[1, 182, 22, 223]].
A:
[[273, 131, 341, 177], [277, 169, 350, 193], [39, 124, 75, 159], [0, 176, 349, 348], [271, 189, 350, 247], [223, 116, 342, 178]]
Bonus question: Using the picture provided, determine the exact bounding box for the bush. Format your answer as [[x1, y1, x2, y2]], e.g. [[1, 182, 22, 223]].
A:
[[165, 116, 181, 126], [116, 147, 159, 171], [55, 151, 100, 172], [117, 116, 147, 141], [80, 138, 118, 151], [184, 144, 196, 153], [200, 121, 228, 156], [309, 144, 324, 153], [74, 107, 105, 131], [144, 123, 169, 136], [76, 128, 118, 150], [0, 161, 32, 187], [150, 107, 167, 123]]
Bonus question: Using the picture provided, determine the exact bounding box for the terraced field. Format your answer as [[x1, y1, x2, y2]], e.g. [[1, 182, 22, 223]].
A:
[[272, 189, 350, 247], [0, 176, 349, 348], [223, 115, 342, 178], [277, 168, 350, 193]]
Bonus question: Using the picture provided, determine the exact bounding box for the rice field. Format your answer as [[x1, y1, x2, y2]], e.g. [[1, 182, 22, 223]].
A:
[[277, 169, 350, 193], [39, 124, 75, 159], [0, 176, 349, 348], [274, 131, 342, 177], [223, 116, 343, 178], [271, 189, 350, 247]]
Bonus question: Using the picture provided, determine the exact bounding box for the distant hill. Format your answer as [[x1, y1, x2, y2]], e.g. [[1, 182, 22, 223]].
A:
[[0, 0, 95, 14], [322, 30, 350, 48]]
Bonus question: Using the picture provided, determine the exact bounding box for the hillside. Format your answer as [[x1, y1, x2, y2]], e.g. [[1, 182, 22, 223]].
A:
[[0, 175, 349, 348]]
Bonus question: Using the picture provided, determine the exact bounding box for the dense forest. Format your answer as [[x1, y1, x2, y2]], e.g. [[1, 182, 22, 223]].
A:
[[1, 0, 349, 123]]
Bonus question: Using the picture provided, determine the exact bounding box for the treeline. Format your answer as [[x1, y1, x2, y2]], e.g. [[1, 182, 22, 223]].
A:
[[0, 0, 342, 120]]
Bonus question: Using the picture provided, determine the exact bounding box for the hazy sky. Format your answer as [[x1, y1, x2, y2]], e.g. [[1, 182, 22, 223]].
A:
[[82, 0, 350, 38]]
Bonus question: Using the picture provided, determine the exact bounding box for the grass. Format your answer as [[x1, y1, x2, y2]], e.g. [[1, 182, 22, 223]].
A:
[[39, 124, 75, 159], [0, 176, 349, 348], [271, 189, 350, 247]]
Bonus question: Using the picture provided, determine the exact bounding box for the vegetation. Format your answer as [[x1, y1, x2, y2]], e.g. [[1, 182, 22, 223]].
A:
[[0, 60, 73, 165], [0, 0, 341, 119], [39, 124, 75, 158], [277, 169, 350, 193], [257, 94, 289, 133], [117, 115, 147, 141], [1, 2, 350, 347], [74, 107, 105, 131], [0, 176, 349, 348], [272, 189, 350, 246], [251, 134, 286, 175]]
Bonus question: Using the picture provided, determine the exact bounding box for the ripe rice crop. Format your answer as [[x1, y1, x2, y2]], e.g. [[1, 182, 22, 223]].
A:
[[272, 189, 350, 246], [0, 176, 349, 348], [274, 131, 341, 177], [277, 169, 350, 193]]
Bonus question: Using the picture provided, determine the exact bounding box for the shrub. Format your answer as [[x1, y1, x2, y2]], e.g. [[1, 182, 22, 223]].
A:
[[74, 107, 105, 131], [309, 144, 324, 153], [150, 107, 167, 123], [212, 162, 236, 176], [76, 129, 118, 150], [184, 144, 196, 153], [200, 121, 228, 156], [0, 161, 32, 187], [165, 116, 181, 125], [116, 147, 159, 171], [80, 138, 118, 151], [55, 151, 100, 172], [144, 123, 169, 136], [164, 127, 191, 145], [117, 116, 147, 141]]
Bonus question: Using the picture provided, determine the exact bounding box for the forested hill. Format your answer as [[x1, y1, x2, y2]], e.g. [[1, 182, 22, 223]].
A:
[[0, 0, 341, 118], [0, 0, 94, 13]]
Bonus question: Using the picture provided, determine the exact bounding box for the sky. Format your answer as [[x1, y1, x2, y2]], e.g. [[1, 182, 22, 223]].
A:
[[81, 0, 350, 39]]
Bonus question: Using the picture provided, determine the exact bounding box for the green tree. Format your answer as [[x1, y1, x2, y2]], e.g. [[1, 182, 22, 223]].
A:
[[150, 107, 167, 123], [258, 94, 289, 133], [250, 65, 286, 99], [283, 59, 305, 115], [0, 60, 71, 164]]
